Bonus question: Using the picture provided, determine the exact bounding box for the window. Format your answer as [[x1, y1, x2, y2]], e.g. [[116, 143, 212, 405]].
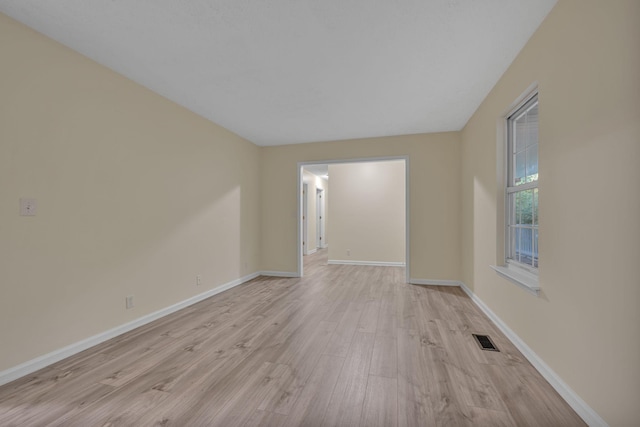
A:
[[506, 94, 538, 271]]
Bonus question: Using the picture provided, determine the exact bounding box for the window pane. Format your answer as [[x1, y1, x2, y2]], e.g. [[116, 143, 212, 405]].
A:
[[533, 228, 539, 268], [508, 193, 516, 228], [516, 190, 533, 225], [526, 145, 538, 182], [509, 189, 539, 267], [515, 151, 526, 185], [515, 115, 528, 152], [514, 227, 521, 262], [517, 227, 533, 266], [533, 188, 538, 226], [526, 104, 538, 148]]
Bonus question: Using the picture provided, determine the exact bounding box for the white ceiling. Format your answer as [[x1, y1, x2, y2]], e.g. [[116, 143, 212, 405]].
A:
[[0, 0, 556, 146], [303, 164, 329, 179]]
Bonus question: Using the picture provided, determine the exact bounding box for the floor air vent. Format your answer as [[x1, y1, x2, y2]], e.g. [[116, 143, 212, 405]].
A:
[[472, 334, 499, 352]]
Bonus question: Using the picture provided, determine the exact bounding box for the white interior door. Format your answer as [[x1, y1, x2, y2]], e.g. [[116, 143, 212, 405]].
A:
[[316, 189, 324, 249]]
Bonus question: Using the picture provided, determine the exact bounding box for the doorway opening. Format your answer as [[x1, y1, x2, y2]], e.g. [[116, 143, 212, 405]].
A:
[[298, 156, 409, 283]]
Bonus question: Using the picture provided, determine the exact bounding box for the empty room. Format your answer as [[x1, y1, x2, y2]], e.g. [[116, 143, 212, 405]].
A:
[[0, 1, 638, 426]]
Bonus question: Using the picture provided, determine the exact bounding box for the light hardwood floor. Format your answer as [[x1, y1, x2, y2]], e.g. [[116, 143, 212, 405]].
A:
[[0, 250, 585, 426]]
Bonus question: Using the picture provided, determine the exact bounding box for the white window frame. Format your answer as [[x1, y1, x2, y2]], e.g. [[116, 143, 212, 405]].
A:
[[491, 89, 540, 296], [506, 94, 539, 270]]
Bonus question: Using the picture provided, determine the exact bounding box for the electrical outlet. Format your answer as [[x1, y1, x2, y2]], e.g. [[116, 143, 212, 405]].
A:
[[347, 249, 351, 256], [125, 295, 134, 309], [196, 275, 202, 286]]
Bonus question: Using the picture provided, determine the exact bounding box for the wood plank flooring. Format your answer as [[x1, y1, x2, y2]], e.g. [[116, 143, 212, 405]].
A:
[[0, 250, 586, 426]]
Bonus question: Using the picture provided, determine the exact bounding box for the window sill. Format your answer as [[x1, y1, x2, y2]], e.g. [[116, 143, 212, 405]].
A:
[[490, 265, 540, 296]]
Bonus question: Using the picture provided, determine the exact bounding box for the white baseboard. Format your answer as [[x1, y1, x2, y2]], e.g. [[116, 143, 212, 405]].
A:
[[0, 271, 261, 387], [409, 278, 463, 287], [458, 283, 608, 427], [259, 270, 299, 278], [307, 248, 318, 255], [328, 260, 406, 267]]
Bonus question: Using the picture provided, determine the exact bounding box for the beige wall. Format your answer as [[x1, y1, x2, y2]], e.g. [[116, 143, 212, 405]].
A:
[[460, 0, 640, 425], [261, 133, 461, 280], [328, 161, 405, 264], [0, 14, 261, 372]]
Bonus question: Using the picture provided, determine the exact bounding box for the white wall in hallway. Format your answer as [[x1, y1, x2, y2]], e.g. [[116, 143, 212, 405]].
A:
[[328, 161, 405, 265]]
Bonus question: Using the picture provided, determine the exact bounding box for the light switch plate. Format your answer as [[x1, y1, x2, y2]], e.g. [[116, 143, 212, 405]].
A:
[[20, 198, 37, 216]]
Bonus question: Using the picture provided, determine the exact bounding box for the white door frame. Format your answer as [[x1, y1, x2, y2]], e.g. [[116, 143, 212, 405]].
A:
[[303, 183, 309, 255], [298, 156, 410, 283]]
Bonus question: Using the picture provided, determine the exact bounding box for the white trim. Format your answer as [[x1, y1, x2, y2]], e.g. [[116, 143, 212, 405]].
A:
[[307, 248, 317, 255], [409, 278, 463, 287], [300, 156, 410, 166], [506, 181, 538, 193], [490, 265, 540, 296], [259, 270, 299, 278], [404, 156, 410, 284], [298, 156, 410, 283], [328, 260, 406, 267], [298, 165, 304, 277], [302, 182, 309, 256], [0, 271, 261, 387], [501, 82, 539, 118], [459, 282, 608, 427]]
